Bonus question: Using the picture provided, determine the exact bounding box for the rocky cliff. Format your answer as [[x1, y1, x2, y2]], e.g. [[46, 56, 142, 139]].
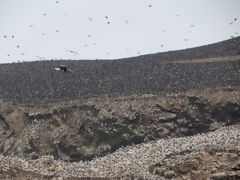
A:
[[0, 37, 240, 179], [0, 87, 239, 163]]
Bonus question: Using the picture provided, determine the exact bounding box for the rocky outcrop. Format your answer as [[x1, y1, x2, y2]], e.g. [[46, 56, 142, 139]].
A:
[[0, 87, 239, 162], [150, 148, 240, 179]]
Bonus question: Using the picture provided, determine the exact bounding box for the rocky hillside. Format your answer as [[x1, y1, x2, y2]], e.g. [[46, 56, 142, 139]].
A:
[[0, 37, 240, 179], [0, 37, 240, 103], [0, 87, 239, 162]]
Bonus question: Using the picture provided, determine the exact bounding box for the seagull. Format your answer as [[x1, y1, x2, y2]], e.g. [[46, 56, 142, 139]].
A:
[[56, 29, 59, 32], [125, 20, 130, 24], [105, 16, 109, 19], [234, 18, 237, 21], [107, 21, 110, 24], [148, 5, 152, 8], [230, 22, 233, 25], [43, 13, 47, 16], [184, 39, 189, 41], [88, 17, 93, 21], [11, 35, 14, 38], [4, 35, 6, 38], [161, 44, 164, 47], [17, 45, 20, 48], [56, 1, 59, 4], [87, 34, 92, 38], [190, 24, 195, 27], [66, 50, 78, 56]]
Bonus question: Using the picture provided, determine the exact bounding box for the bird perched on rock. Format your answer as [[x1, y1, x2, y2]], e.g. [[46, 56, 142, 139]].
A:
[[54, 65, 71, 72]]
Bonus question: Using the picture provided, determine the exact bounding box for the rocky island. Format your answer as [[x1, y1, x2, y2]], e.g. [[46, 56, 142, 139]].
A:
[[0, 37, 240, 179]]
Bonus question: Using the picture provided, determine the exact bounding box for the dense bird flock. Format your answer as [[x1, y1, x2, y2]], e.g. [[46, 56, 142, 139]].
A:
[[0, 37, 240, 103]]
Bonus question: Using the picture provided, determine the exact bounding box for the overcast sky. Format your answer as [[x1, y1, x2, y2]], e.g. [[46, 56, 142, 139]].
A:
[[0, 0, 239, 64]]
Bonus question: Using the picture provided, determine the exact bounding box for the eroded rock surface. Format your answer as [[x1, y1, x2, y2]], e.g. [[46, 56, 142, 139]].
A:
[[0, 87, 239, 162]]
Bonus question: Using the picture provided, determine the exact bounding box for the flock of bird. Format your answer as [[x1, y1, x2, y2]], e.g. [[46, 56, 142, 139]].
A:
[[2, 1, 239, 60]]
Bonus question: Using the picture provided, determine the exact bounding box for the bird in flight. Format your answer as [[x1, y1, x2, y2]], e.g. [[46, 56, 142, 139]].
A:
[[234, 18, 237, 21], [66, 50, 78, 56], [55, 65, 71, 72], [87, 34, 92, 38], [148, 5, 152, 8], [17, 45, 20, 48], [88, 17, 93, 21], [184, 39, 189, 41], [125, 20, 130, 24], [4, 35, 7, 38], [11, 35, 14, 38], [105, 16, 109, 19]]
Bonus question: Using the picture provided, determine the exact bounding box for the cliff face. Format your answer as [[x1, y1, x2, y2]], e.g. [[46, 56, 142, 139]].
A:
[[0, 87, 239, 162]]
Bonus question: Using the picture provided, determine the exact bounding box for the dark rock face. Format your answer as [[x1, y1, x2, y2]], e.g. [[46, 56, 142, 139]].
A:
[[0, 87, 239, 162], [0, 37, 240, 103]]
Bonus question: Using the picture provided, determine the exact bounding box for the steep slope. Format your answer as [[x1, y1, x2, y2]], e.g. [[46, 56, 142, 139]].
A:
[[0, 37, 240, 103]]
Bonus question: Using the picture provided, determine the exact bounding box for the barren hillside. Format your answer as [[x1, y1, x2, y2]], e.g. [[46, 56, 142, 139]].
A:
[[0, 37, 240, 179]]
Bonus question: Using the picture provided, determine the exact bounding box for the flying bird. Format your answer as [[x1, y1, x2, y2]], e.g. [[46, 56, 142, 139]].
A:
[[234, 18, 237, 21], [88, 17, 93, 21], [148, 5, 152, 8], [107, 21, 110, 24], [184, 39, 189, 41], [11, 35, 14, 38], [105, 16, 109, 19], [43, 13, 47, 16], [67, 50, 78, 56], [55, 65, 71, 72], [87, 34, 92, 38], [17, 45, 20, 48], [190, 24, 195, 27], [125, 20, 130, 24], [56, 29, 59, 32], [4, 35, 6, 38]]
